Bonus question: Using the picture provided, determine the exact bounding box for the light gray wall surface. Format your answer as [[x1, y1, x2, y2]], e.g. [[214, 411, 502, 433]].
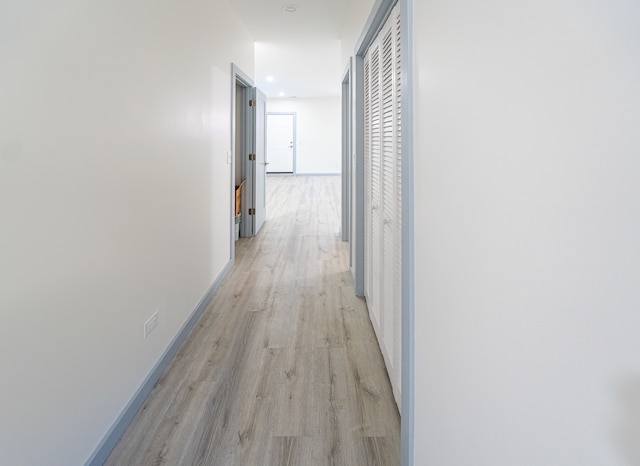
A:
[[340, 0, 377, 68], [412, 0, 640, 464], [267, 97, 341, 174], [0, 2, 254, 465]]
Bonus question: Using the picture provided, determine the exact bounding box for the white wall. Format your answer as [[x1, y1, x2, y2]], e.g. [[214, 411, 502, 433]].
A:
[[340, 0, 376, 68], [267, 97, 341, 174], [0, 2, 253, 465], [413, 0, 640, 464], [255, 41, 343, 98]]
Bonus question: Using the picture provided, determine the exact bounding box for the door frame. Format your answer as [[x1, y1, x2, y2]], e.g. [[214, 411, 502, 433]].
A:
[[266, 112, 297, 174], [342, 61, 352, 244], [352, 0, 415, 464], [231, 64, 255, 241]]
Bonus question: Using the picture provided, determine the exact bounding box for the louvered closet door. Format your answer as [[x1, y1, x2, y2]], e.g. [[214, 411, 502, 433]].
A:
[[381, 16, 400, 402], [363, 4, 402, 407], [363, 53, 372, 315], [363, 38, 380, 340], [369, 41, 382, 330], [393, 9, 402, 401]]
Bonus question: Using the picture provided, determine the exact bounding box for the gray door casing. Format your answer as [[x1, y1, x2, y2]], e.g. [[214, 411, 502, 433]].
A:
[[231, 64, 252, 245], [350, 0, 415, 464], [231, 65, 267, 239], [342, 62, 352, 244]]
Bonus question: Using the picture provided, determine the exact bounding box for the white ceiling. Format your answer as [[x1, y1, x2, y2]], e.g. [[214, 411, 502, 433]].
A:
[[228, 0, 347, 98]]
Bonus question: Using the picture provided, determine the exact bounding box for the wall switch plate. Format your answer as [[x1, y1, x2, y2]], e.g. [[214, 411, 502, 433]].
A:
[[144, 310, 158, 339]]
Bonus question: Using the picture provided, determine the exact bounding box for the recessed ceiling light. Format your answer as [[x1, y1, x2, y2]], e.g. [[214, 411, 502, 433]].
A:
[[278, 92, 286, 97], [282, 4, 298, 13], [266, 76, 274, 82]]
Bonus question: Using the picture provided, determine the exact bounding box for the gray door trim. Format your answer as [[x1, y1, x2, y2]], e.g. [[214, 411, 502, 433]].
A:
[[353, 1, 415, 465], [399, 1, 414, 464], [341, 61, 352, 243], [266, 112, 297, 174], [355, 0, 397, 55], [352, 54, 365, 297]]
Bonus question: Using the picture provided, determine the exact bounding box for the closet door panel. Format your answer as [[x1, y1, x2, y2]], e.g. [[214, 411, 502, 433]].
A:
[[393, 8, 403, 400], [369, 41, 383, 332], [362, 4, 402, 408], [381, 24, 396, 381], [363, 54, 372, 306]]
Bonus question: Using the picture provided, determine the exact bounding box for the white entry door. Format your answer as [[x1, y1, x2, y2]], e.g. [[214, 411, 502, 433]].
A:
[[266, 113, 295, 173]]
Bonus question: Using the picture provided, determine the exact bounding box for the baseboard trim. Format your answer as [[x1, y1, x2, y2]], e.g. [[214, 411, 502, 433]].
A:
[[295, 173, 340, 176], [266, 173, 340, 177], [85, 259, 234, 466]]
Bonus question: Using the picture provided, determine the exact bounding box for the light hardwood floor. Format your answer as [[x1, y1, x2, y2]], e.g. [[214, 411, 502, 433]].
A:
[[104, 175, 400, 466]]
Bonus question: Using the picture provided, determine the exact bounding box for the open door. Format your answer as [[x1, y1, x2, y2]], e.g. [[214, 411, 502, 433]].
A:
[[251, 87, 267, 235]]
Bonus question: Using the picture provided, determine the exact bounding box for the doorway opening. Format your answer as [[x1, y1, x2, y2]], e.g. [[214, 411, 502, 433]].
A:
[[231, 64, 268, 242]]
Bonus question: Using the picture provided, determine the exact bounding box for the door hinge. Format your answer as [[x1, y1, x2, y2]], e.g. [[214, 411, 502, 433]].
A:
[[248, 208, 256, 215], [249, 153, 256, 161], [249, 99, 256, 107]]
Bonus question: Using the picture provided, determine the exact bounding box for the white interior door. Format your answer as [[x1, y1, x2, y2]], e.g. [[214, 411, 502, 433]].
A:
[[252, 88, 267, 235], [266, 113, 295, 173]]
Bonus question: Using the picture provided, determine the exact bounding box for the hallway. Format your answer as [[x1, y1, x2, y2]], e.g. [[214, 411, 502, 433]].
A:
[[104, 176, 400, 465]]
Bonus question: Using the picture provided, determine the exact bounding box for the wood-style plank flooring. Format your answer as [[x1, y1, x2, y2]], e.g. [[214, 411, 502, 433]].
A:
[[104, 175, 400, 466]]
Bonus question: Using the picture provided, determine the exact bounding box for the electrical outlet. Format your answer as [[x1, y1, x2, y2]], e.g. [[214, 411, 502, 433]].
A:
[[143, 310, 158, 339]]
